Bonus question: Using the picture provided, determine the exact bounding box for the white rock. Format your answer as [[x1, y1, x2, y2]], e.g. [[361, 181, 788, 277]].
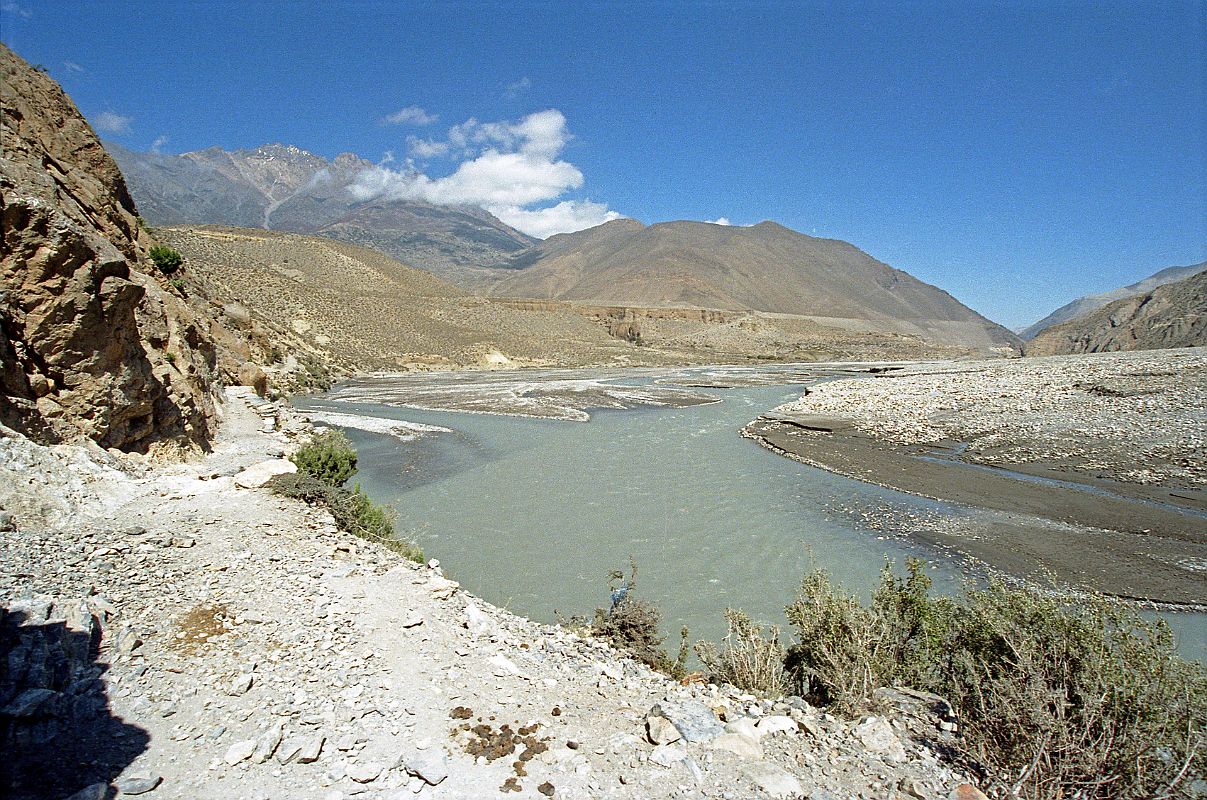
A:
[[741, 762, 804, 798], [854, 716, 907, 762], [296, 735, 324, 764], [463, 603, 495, 636], [347, 761, 382, 783], [709, 732, 763, 759], [647, 715, 682, 745], [224, 739, 256, 765], [233, 459, 296, 489], [649, 743, 689, 768], [251, 723, 283, 763], [755, 715, 800, 738], [724, 717, 759, 740]]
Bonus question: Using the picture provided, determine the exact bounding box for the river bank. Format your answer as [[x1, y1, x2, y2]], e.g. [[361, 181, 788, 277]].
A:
[[743, 349, 1207, 608], [1, 387, 981, 800]]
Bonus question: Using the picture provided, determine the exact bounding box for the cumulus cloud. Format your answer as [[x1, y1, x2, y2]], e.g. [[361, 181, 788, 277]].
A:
[[708, 217, 731, 226], [504, 77, 532, 99], [383, 105, 438, 126], [92, 111, 132, 134], [493, 201, 621, 240], [352, 109, 622, 238]]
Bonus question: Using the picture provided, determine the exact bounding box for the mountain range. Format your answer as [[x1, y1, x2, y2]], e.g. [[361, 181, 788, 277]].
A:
[[484, 218, 1018, 350], [106, 142, 536, 285], [1025, 267, 1207, 356], [109, 143, 1018, 353]]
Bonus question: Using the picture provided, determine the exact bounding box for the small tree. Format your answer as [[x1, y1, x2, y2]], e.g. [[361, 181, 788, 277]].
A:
[[148, 245, 183, 274]]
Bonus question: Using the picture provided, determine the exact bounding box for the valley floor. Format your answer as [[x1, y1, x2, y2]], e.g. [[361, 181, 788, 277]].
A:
[[744, 348, 1207, 607], [1, 389, 978, 800]]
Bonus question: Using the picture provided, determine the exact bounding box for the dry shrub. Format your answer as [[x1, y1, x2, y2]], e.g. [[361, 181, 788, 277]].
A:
[[784, 560, 952, 711], [695, 608, 789, 698], [942, 588, 1204, 799], [570, 559, 688, 678], [780, 559, 1205, 799]]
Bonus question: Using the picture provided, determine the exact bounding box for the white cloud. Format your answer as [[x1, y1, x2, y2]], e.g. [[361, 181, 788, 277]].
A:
[[383, 105, 438, 126], [1, 2, 31, 18], [352, 109, 621, 238], [406, 135, 450, 159], [504, 77, 532, 99], [492, 201, 621, 239], [708, 217, 731, 226], [64, 61, 85, 73], [92, 111, 132, 134], [150, 134, 168, 154]]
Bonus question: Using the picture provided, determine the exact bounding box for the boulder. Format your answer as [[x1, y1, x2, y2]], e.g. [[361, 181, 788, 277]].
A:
[[648, 699, 724, 743], [237, 362, 269, 397], [233, 459, 297, 489]]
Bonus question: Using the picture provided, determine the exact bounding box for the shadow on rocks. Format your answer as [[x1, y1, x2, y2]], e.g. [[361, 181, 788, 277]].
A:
[[1, 599, 150, 800]]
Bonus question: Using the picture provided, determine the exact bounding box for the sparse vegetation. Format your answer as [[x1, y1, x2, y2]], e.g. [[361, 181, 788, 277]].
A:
[[774, 560, 1205, 799], [695, 608, 789, 698], [269, 433, 423, 562], [148, 244, 183, 274], [563, 559, 688, 679]]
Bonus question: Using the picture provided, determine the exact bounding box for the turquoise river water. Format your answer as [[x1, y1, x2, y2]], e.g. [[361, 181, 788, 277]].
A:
[[294, 365, 1205, 661]]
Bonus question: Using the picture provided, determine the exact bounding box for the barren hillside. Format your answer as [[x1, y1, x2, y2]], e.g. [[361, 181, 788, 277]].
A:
[[487, 220, 1020, 353], [1026, 268, 1207, 356]]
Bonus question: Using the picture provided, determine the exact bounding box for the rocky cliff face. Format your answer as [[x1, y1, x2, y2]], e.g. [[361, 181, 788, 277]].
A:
[[1, 44, 221, 453], [1025, 269, 1207, 356]]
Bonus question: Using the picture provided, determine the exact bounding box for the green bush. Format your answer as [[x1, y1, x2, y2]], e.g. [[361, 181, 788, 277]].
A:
[[269, 448, 423, 564], [265, 472, 334, 506], [779, 561, 1206, 799], [148, 245, 183, 274], [291, 430, 358, 487]]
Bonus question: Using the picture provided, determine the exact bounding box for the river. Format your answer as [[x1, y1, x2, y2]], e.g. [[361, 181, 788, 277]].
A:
[[293, 364, 1205, 661]]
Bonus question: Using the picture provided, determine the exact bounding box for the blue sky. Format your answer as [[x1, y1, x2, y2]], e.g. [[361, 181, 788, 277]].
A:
[[3, 1, 1203, 329]]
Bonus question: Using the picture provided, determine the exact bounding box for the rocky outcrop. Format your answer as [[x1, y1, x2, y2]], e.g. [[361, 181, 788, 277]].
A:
[[1, 44, 222, 453], [1025, 269, 1207, 356]]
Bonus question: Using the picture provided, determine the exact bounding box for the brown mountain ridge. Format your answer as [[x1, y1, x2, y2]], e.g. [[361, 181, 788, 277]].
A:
[[485, 219, 1020, 352]]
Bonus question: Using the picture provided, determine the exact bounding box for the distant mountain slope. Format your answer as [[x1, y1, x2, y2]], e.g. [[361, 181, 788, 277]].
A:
[[487, 219, 1020, 351], [157, 226, 655, 371], [106, 143, 536, 284], [1020, 262, 1206, 340], [1025, 268, 1207, 356]]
